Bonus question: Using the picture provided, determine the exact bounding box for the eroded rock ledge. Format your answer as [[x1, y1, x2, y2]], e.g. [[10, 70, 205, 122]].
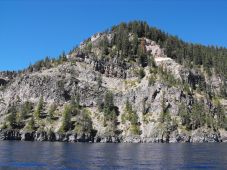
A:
[[0, 129, 224, 143]]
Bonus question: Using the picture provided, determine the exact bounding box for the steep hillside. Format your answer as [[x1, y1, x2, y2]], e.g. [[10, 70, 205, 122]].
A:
[[0, 21, 227, 143]]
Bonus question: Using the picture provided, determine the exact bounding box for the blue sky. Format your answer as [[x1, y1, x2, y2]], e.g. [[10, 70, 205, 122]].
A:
[[0, 0, 227, 71]]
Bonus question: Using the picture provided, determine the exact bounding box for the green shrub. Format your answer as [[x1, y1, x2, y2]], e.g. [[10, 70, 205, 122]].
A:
[[130, 124, 140, 135], [139, 68, 145, 79], [148, 75, 156, 86]]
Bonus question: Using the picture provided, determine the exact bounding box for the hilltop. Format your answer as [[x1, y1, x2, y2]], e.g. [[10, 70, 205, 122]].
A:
[[0, 21, 227, 143]]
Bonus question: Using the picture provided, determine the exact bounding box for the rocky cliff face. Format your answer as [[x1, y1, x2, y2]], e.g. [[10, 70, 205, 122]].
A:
[[0, 26, 227, 143]]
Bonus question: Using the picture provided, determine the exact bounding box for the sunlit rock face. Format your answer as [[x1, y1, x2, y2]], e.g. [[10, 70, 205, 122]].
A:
[[0, 25, 226, 143]]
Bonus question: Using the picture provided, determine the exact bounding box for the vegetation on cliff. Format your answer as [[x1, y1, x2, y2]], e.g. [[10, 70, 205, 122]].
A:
[[0, 21, 227, 142]]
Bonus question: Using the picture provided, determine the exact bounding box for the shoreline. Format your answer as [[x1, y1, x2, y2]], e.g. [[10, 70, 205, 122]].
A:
[[0, 129, 226, 143]]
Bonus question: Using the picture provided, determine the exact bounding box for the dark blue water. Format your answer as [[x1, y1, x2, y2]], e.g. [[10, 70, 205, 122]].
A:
[[0, 141, 226, 170]]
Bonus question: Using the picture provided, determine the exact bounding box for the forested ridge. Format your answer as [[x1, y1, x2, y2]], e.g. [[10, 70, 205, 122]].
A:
[[110, 21, 227, 77], [108, 21, 227, 97], [1, 21, 227, 142], [22, 21, 227, 100], [27, 21, 227, 84]]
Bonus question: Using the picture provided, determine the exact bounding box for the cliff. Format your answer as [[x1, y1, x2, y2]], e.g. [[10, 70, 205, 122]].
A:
[[0, 21, 227, 143]]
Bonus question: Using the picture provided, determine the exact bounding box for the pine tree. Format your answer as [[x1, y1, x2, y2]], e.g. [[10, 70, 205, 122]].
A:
[[103, 91, 114, 113], [191, 102, 205, 130], [48, 104, 56, 120], [20, 101, 32, 120], [61, 105, 72, 132], [34, 96, 44, 119], [121, 30, 130, 56], [7, 112, 16, 128], [28, 116, 35, 130], [216, 100, 226, 128], [132, 34, 139, 56], [102, 91, 117, 127]]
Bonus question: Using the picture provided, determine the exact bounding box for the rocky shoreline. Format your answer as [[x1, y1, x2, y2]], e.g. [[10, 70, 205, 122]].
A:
[[0, 129, 225, 143]]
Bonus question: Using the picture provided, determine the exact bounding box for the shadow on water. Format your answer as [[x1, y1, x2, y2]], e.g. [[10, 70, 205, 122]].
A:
[[0, 141, 227, 169]]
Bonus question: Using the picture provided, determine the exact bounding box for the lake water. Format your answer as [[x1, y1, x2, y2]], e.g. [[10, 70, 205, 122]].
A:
[[0, 141, 226, 169]]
